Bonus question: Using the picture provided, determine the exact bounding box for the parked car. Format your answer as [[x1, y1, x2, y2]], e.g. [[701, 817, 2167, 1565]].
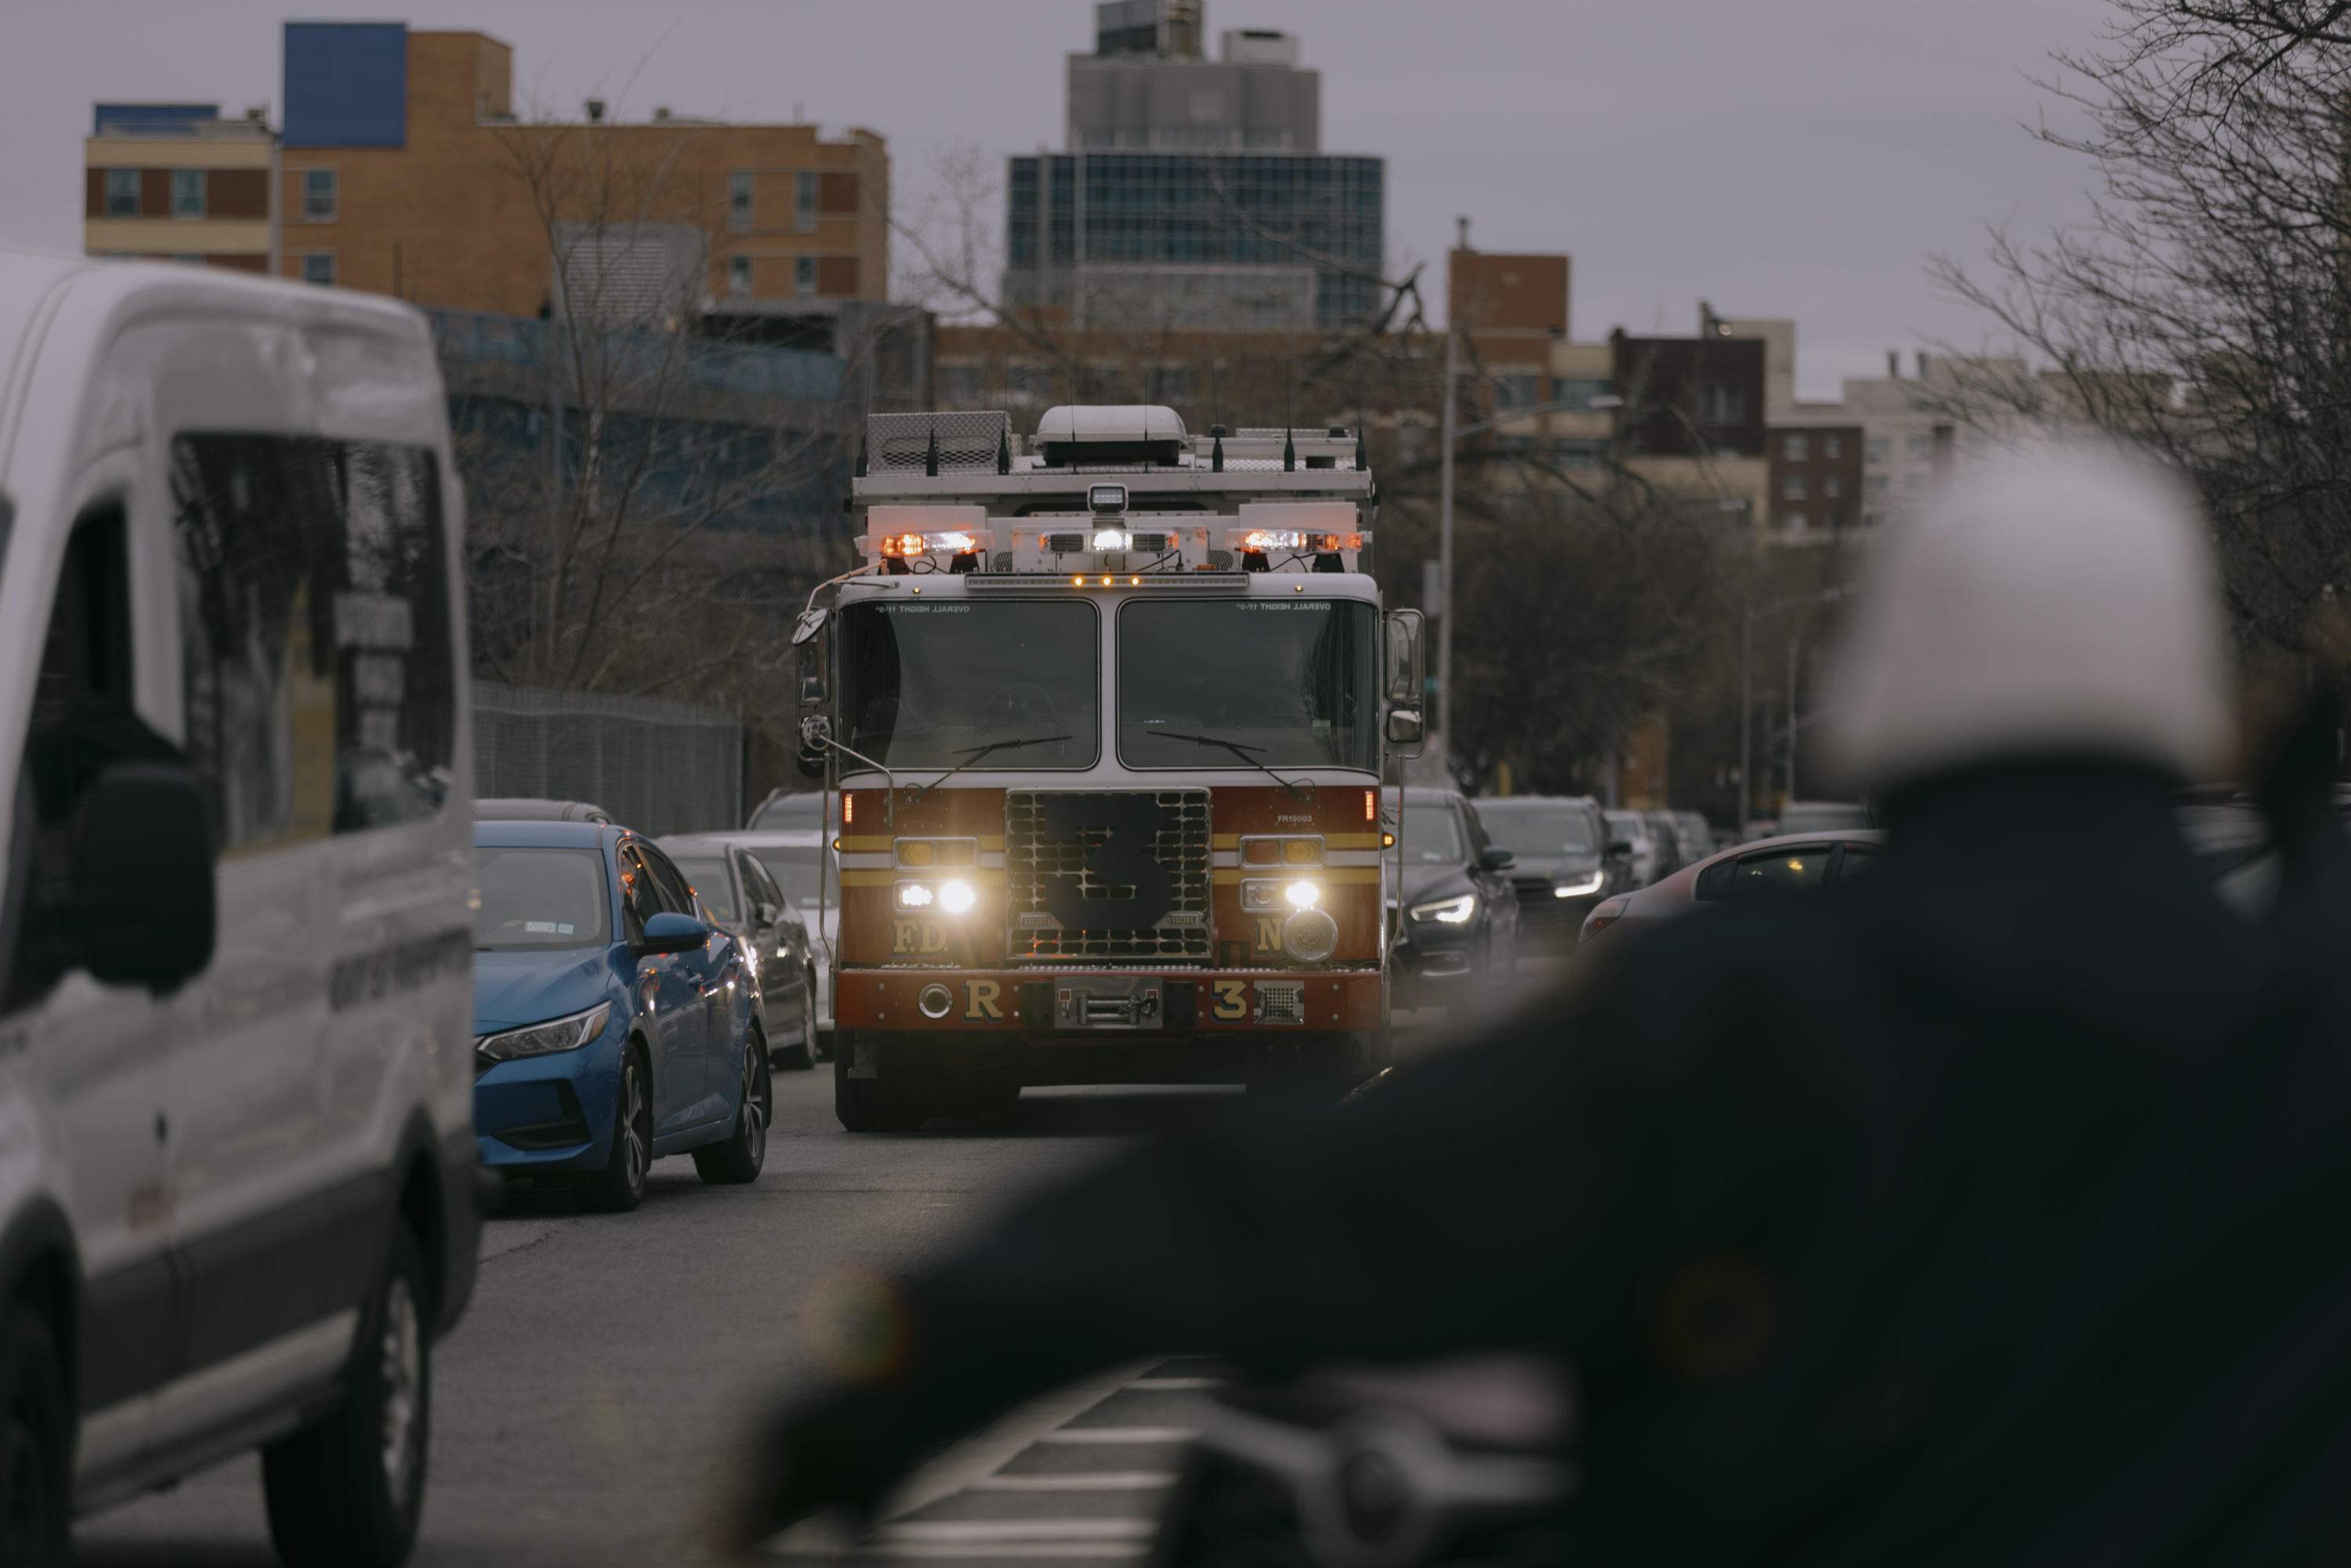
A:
[[658, 832, 820, 1070], [1646, 810, 1694, 878], [1473, 795, 1613, 949], [1778, 800, 1877, 834], [1580, 829, 1889, 950], [1604, 809, 1664, 887], [0, 253, 482, 1563], [747, 789, 827, 830], [476, 798, 611, 824], [473, 817, 769, 1211], [1391, 788, 1520, 1008], [1675, 809, 1719, 864], [731, 828, 841, 1059]]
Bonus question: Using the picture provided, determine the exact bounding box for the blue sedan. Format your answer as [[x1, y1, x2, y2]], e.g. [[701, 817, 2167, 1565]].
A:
[[472, 818, 770, 1211]]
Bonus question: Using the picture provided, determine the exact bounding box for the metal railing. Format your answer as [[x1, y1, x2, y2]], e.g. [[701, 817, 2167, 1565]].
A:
[[473, 681, 742, 836]]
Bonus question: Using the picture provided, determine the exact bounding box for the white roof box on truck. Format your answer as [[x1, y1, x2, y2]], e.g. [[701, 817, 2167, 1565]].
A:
[[1031, 404, 1188, 468]]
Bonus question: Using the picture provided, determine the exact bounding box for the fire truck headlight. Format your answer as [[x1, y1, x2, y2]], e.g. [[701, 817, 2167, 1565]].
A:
[[938, 879, 977, 914], [897, 883, 934, 909], [1091, 528, 1131, 551], [1284, 880, 1322, 909]]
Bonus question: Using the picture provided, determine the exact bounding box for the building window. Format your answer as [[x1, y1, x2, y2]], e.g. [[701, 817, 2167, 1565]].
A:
[[301, 169, 337, 223], [1701, 383, 1746, 426], [171, 168, 206, 219], [1550, 376, 1612, 406], [1823, 473, 1842, 498], [1551, 437, 1605, 469], [726, 255, 752, 295], [1153, 366, 1193, 401], [1907, 433, 1935, 460], [1865, 434, 1889, 464], [1493, 373, 1541, 411], [939, 364, 984, 405], [1784, 512, 1807, 533], [794, 172, 818, 234], [171, 255, 206, 267], [301, 252, 335, 287], [1783, 433, 1808, 462], [730, 171, 754, 232], [1864, 474, 1889, 501], [1784, 473, 1808, 500], [793, 255, 816, 296], [1824, 433, 1842, 459], [1005, 364, 1056, 404], [105, 168, 139, 217]]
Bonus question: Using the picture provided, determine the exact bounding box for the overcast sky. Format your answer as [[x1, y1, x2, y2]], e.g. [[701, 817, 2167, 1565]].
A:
[[5, 0, 2116, 400]]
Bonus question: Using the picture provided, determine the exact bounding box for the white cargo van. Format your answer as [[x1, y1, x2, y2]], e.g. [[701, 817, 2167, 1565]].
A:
[[0, 249, 478, 1565]]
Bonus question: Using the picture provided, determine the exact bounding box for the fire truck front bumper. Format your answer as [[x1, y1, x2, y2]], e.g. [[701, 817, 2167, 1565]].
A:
[[838, 969, 1383, 1034]]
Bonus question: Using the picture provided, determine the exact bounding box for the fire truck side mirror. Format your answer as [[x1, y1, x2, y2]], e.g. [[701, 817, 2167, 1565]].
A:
[[1386, 709, 1425, 746], [794, 607, 829, 706], [1383, 609, 1424, 703]]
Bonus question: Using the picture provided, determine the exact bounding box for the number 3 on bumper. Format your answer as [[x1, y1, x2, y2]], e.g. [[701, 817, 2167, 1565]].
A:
[[1212, 980, 1247, 1021]]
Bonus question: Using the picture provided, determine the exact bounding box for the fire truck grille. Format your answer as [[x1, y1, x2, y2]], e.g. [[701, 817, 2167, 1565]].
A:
[[1005, 789, 1212, 960]]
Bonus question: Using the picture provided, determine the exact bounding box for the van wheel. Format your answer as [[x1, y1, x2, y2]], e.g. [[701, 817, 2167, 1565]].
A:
[[581, 1051, 652, 1213], [0, 1302, 69, 1567], [834, 1048, 925, 1132], [263, 1222, 429, 1568], [695, 1035, 770, 1183]]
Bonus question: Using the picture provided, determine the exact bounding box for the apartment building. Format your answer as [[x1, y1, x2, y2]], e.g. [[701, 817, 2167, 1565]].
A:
[[83, 103, 277, 273]]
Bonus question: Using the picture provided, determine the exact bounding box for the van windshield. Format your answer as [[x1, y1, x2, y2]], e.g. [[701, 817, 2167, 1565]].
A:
[[474, 846, 611, 951]]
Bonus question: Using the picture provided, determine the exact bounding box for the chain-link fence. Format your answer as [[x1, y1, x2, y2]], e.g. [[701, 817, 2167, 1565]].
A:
[[473, 682, 743, 835]]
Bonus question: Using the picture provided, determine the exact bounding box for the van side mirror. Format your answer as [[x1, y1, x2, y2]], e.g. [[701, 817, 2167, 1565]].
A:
[[1479, 846, 1516, 871], [756, 901, 781, 927], [1385, 708, 1424, 745], [74, 761, 216, 993], [638, 911, 711, 956]]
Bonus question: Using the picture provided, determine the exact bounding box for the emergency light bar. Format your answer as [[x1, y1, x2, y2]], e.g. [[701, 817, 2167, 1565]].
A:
[[1227, 527, 1366, 553], [857, 505, 991, 564]]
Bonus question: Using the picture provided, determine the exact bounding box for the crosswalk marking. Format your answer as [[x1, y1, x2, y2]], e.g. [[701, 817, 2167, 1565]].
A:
[[1034, 1426, 1198, 1444], [968, 1472, 1177, 1491]]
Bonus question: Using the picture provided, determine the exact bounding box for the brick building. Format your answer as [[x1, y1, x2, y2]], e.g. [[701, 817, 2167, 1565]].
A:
[[83, 104, 276, 273], [87, 24, 891, 324]]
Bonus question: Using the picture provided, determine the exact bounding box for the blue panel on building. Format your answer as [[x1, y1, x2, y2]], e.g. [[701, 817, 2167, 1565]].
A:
[[93, 103, 219, 136], [284, 23, 408, 148]]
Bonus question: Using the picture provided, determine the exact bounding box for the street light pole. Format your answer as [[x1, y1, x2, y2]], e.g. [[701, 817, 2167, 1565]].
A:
[[1437, 327, 1458, 757], [1739, 585, 1852, 836]]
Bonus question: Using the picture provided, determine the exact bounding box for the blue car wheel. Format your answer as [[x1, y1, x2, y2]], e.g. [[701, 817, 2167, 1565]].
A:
[[581, 1050, 651, 1213]]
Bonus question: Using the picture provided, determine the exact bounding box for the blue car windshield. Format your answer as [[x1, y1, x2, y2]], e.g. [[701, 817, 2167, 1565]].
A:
[[474, 846, 611, 951]]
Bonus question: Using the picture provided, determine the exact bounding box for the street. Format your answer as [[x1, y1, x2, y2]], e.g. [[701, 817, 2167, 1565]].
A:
[[73, 1001, 1523, 1567]]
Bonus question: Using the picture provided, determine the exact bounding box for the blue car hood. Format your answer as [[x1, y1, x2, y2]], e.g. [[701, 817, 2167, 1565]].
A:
[[473, 947, 621, 1035]]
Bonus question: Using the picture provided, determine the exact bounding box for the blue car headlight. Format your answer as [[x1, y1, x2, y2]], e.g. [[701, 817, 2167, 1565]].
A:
[[476, 1001, 612, 1072]]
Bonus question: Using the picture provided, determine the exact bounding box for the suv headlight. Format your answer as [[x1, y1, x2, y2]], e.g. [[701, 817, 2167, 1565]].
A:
[[476, 1001, 613, 1070], [1555, 871, 1606, 897], [1409, 893, 1476, 925]]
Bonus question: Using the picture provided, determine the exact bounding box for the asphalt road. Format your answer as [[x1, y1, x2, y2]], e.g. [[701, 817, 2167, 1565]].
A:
[[73, 980, 1544, 1567]]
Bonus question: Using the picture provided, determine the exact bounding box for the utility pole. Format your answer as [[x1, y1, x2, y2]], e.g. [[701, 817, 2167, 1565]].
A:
[[1739, 603, 1754, 831], [1437, 323, 1458, 759]]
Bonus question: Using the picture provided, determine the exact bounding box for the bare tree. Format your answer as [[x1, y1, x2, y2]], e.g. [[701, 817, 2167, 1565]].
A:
[[1933, 0, 2351, 657], [451, 111, 857, 743]]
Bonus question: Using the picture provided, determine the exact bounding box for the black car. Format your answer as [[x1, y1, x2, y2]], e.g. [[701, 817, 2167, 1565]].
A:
[[657, 834, 820, 1070], [1390, 788, 1520, 1009], [1473, 795, 1614, 949]]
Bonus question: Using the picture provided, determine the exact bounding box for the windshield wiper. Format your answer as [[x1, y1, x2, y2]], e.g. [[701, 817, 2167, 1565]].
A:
[[907, 733, 1074, 802], [1137, 729, 1312, 802]]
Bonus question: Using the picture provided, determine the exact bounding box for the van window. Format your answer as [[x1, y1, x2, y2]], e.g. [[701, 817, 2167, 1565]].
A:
[[170, 436, 455, 853], [6, 509, 178, 1012]]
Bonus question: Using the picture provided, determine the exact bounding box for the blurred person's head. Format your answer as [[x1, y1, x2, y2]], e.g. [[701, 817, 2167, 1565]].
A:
[[1823, 438, 2228, 797]]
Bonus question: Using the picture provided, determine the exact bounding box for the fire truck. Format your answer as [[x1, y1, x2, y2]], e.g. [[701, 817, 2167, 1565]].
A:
[[791, 405, 1425, 1131]]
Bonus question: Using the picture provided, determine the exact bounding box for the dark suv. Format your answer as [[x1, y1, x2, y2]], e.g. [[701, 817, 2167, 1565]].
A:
[[1474, 795, 1614, 949], [1390, 788, 1520, 1009]]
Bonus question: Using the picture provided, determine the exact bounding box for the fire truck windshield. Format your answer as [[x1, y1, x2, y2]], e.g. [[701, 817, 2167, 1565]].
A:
[[840, 599, 1099, 769], [1118, 598, 1379, 772]]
